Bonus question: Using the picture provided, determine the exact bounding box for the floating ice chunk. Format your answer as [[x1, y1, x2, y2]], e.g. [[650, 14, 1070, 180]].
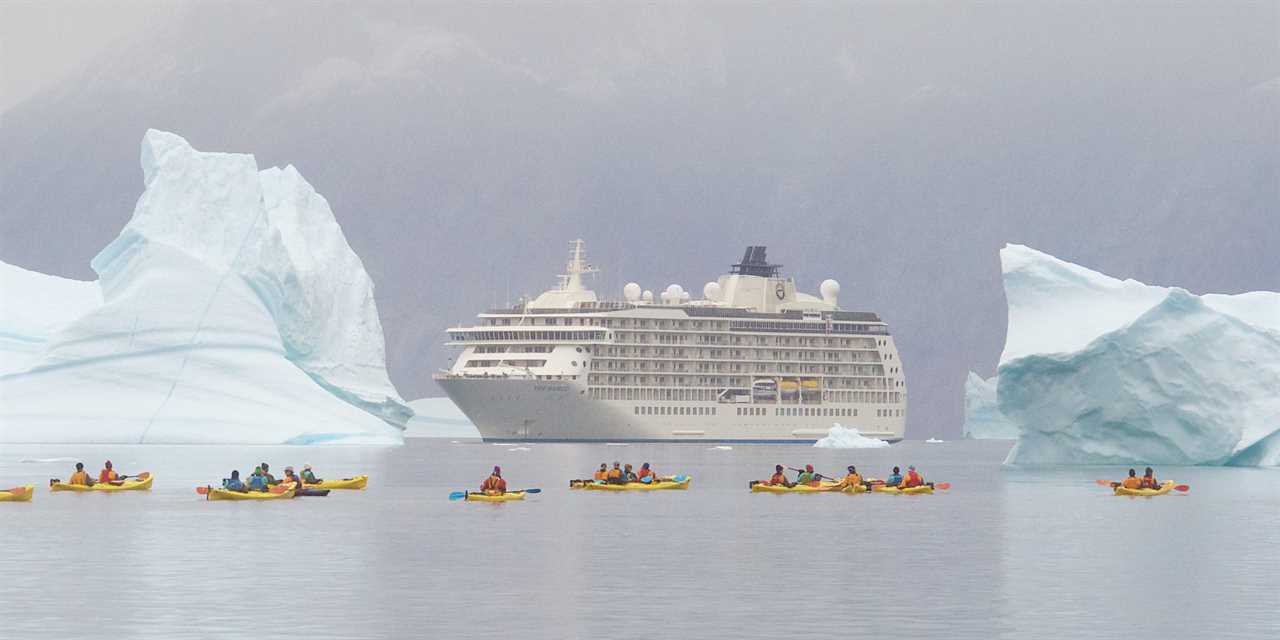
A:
[[814, 424, 890, 449], [926, 438, 944, 444]]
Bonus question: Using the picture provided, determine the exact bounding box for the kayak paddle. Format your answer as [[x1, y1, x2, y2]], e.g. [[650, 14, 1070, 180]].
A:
[[1174, 485, 1190, 492], [934, 482, 951, 490], [196, 486, 209, 495]]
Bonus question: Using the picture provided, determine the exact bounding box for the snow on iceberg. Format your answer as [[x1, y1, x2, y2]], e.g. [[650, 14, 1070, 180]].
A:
[[0, 130, 410, 444], [978, 244, 1280, 465], [814, 424, 890, 449], [962, 372, 1019, 439], [0, 262, 102, 375]]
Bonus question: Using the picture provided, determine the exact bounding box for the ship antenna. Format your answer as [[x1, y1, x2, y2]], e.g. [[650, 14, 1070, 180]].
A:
[[562, 239, 598, 292]]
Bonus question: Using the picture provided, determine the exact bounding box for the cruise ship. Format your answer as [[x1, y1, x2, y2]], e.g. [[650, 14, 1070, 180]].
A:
[[434, 241, 906, 442]]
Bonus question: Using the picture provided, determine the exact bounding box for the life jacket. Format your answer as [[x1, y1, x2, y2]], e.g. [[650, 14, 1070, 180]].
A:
[[886, 474, 902, 486], [593, 470, 608, 481], [769, 472, 787, 485], [607, 468, 623, 482], [224, 478, 245, 491], [1139, 476, 1158, 489], [637, 468, 654, 480], [795, 472, 815, 485], [68, 470, 90, 485], [903, 471, 923, 488], [843, 474, 862, 487], [1121, 476, 1142, 489], [99, 469, 118, 483], [302, 469, 318, 483], [248, 475, 268, 491], [481, 475, 506, 493]]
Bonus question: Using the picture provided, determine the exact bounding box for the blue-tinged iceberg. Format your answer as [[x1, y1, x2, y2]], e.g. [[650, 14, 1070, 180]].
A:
[[0, 130, 410, 444], [962, 372, 1018, 439], [966, 244, 1280, 465]]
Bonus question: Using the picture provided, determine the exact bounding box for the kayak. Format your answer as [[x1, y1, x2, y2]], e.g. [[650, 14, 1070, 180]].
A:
[[750, 481, 841, 493], [1115, 480, 1175, 497], [571, 477, 692, 491], [0, 485, 34, 502], [295, 487, 330, 497], [303, 475, 367, 490], [841, 484, 869, 494], [464, 491, 526, 502], [50, 474, 154, 492], [207, 486, 297, 501], [872, 485, 934, 495]]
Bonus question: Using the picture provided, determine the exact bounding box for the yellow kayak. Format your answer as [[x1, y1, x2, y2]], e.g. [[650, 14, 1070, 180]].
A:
[[571, 477, 692, 491], [872, 484, 934, 495], [841, 484, 869, 494], [207, 486, 297, 501], [303, 475, 367, 490], [0, 485, 34, 502], [750, 481, 841, 493], [464, 491, 525, 502], [50, 474, 153, 492], [1114, 480, 1175, 497]]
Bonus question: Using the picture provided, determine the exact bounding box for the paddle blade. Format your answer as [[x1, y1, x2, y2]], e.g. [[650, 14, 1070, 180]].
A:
[[935, 483, 951, 490], [1174, 485, 1190, 492], [196, 486, 210, 495], [1095, 479, 1114, 486], [673, 475, 688, 482], [522, 488, 541, 494], [448, 491, 467, 501], [268, 483, 293, 494], [137, 472, 151, 481]]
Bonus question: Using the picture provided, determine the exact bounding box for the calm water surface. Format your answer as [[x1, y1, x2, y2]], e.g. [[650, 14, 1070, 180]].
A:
[[2, 439, 1277, 639]]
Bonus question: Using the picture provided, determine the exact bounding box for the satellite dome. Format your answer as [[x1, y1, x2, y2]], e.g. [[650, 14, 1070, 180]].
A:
[[641, 290, 654, 303], [623, 282, 642, 301], [820, 279, 841, 304], [703, 281, 722, 302]]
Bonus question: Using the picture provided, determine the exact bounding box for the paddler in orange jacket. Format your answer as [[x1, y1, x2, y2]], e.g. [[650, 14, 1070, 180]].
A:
[[606, 462, 624, 484], [767, 465, 793, 488], [835, 465, 863, 490], [98, 460, 119, 484], [901, 465, 924, 488], [1120, 469, 1142, 490], [593, 463, 609, 481], [480, 466, 507, 495]]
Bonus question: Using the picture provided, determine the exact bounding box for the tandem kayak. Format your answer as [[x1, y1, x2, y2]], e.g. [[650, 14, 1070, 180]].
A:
[[303, 475, 367, 490], [464, 491, 526, 502], [872, 485, 934, 495], [1114, 481, 1175, 497], [750, 481, 841, 493], [206, 486, 297, 501], [571, 477, 691, 491], [0, 485, 34, 502], [50, 473, 153, 492]]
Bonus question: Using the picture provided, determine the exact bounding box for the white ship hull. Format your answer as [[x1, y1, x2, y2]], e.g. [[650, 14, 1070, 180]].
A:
[[436, 376, 905, 443]]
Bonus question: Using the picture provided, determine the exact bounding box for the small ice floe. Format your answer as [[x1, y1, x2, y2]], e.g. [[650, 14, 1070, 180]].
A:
[[605, 442, 629, 446], [507, 447, 532, 452], [813, 424, 890, 449], [926, 438, 945, 444], [709, 445, 733, 450], [19, 457, 78, 463]]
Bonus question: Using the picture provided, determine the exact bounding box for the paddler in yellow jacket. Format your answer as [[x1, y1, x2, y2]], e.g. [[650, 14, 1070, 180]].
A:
[[593, 463, 609, 482], [606, 461, 624, 484], [67, 462, 92, 486], [1119, 469, 1142, 490], [835, 465, 863, 490]]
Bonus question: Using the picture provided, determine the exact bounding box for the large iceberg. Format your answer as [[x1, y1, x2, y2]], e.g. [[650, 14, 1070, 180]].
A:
[[0, 130, 410, 444], [962, 372, 1018, 439], [967, 244, 1280, 465]]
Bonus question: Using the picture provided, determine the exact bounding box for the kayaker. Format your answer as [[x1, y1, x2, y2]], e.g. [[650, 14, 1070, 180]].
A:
[[301, 464, 322, 485], [593, 463, 609, 482], [1120, 469, 1142, 490], [223, 470, 247, 492], [623, 463, 638, 483], [606, 462, 624, 484], [260, 462, 279, 485], [885, 466, 903, 487], [637, 462, 657, 483], [768, 465, 793, 487], [1139, 467, 1159, 489], [98, 460, 119, 484], [794, 464, 817, 486], [248, 467, 270, 492], [480, 466, 507, 495], [282, 466, 301, 488], [902, 465, 924, 488], [68, 462, 93, 486], [836, 465, 863, 490]]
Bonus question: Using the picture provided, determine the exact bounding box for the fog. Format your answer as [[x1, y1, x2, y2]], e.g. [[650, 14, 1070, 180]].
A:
[[1, 1, 1276, 437]]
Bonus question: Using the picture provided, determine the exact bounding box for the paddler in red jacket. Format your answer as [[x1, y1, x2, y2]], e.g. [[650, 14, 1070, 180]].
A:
[[902, 465, 924, 488], [480, 466, 507, 495]]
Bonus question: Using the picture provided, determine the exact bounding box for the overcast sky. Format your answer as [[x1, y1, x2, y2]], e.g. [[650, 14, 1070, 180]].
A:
[[1, 1, 1276, 437]]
